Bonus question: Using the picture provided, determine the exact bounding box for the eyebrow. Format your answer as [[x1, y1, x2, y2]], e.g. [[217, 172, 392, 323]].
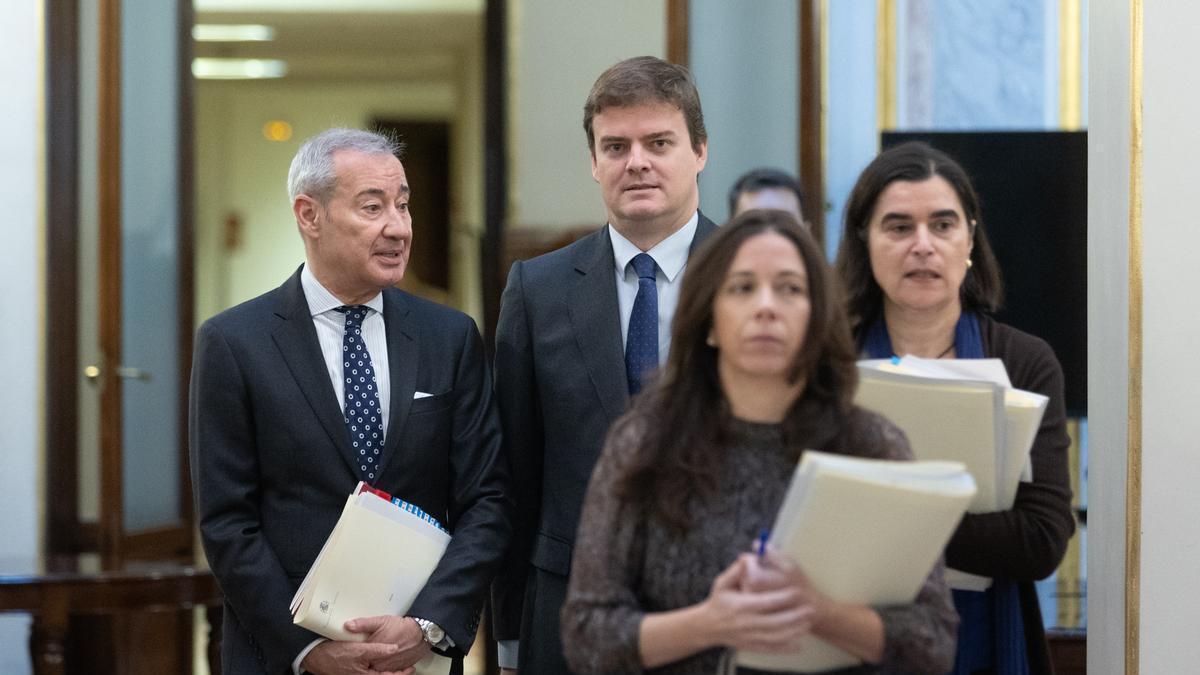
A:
[[726, 269, 807, 279], [355, 185, 410, 200], [880, 209, 960, 221], [597, 130, 678, 145]]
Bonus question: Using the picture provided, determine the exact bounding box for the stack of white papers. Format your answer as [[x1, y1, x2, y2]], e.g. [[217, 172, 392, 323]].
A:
[[290, 482, 453, 675], [855, 357, 1048, 590], [736, 451, 976, 672], [856, 356, 1047, 513]]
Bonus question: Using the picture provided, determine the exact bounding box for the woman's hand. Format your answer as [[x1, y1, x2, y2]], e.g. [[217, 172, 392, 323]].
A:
[[743, 544, 886, 664], [741, 544, 832, 630], [699, 553, 818, 653]]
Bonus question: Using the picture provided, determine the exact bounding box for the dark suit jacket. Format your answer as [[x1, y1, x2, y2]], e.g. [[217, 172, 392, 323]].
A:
[[490, 215, 718, 673], [190, 266, 511, 675]]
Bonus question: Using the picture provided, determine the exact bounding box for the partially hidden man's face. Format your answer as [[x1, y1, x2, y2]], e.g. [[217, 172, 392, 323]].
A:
[[734, 188, 804, 223], [590, 101, 707, 238], [301, 150, 412, 304]]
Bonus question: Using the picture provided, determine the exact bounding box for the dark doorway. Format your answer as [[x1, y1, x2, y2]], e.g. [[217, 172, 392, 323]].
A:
[[372, 119, 452, 295]]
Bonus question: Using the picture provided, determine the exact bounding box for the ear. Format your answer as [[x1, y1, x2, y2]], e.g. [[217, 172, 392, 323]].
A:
[[294, 194, 321, 239], [590, 150, 600, 184], [693, 140, 709, 173]]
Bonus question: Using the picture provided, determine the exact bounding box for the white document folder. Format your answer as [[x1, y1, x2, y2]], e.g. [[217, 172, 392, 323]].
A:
[[735, 451, 976, 672], [290, 483, 453, 675]]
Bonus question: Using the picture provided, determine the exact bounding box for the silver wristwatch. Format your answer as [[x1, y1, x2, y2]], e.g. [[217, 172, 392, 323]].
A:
[[413, 617, 447, 648]]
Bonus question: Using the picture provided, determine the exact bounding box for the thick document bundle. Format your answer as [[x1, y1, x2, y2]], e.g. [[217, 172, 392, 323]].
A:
[[736, 451, 976, 672], [855, 356, 1048, 514], [290, 482, 452, 675]]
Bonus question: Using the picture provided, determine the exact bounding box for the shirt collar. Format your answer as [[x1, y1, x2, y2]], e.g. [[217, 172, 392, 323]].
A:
[[607, 211, 699, 282], [300, 264, 384, 317]]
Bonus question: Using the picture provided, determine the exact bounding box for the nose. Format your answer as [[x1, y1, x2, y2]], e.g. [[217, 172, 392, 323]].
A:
[[753, 285, 778, 318], [626, 143, 650, 173], [911, 223, 934, 256], [382, 203, 412, 239]]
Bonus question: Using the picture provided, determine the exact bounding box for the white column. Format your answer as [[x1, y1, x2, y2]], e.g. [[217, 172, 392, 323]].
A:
[[1090, 1, 1200, 672], [0, 2, 44, 672]]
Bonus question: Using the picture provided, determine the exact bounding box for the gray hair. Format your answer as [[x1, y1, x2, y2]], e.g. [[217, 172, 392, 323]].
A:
[[287, 127, 404, 204]]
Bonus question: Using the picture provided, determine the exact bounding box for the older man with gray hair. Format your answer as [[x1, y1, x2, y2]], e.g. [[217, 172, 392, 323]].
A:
[[191, 127, 510, 675]]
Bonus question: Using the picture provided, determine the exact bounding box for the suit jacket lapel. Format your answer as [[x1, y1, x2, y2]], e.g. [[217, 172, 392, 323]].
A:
[[271, 268, 360, 476], [376, 288, 416, 476], [568, 229, 630, 421], [691, 211, 719, 254]]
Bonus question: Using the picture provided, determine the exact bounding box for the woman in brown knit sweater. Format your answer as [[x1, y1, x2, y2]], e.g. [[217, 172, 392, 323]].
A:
[[561, 210, 957, 674]]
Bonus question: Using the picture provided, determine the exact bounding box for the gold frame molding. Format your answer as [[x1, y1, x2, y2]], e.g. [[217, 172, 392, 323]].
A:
[[1126, 0, 1144, 673], [876, 0, 896, 132], [1058, 0, 1083, 129]]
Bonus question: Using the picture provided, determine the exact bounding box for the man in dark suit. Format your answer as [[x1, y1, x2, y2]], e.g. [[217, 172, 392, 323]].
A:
[[491, 56, 718, 674], [191, 128, 510, 675]]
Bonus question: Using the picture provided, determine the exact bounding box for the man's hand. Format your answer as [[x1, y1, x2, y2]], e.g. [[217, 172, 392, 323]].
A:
[[299, 640, 413, 675], [346, 615, 432, 672]]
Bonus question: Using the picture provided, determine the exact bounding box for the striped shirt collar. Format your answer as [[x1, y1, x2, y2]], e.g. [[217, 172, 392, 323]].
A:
[[300, 264, 384, 317]]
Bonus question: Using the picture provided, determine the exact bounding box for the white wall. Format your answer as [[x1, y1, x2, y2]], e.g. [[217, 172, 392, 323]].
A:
[[690, 0, 799, 225], [1086, 2, 1131, 670], [509, 0, 665, 229], [1138, 1, 1200, 670], [0, 2, 43, 672], [1090, 1, 1200, 672]]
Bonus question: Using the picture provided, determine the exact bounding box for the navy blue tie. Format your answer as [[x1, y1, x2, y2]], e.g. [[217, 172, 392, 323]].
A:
[[625, 253, 659, 395], [337, 306, 383, 482]]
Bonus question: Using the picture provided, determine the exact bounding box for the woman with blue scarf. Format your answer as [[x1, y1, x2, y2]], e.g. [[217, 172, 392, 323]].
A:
[[834, 142, 1075, 675]]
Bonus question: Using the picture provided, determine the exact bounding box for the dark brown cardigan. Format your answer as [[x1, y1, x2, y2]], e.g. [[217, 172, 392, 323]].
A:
[[945, 315, 1077, 674]]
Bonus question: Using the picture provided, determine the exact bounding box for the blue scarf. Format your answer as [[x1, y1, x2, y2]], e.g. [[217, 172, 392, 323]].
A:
[[861, 311, 1030, 675]]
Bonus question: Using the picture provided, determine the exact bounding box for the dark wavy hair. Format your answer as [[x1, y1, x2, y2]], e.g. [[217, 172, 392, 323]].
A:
[[583, 56, 707, 154], [612, 209, 858, 530], [834, 142, 1003, 331]]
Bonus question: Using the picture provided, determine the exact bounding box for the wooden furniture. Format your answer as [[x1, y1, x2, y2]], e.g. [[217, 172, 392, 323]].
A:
[[0, 557, 221, 675]]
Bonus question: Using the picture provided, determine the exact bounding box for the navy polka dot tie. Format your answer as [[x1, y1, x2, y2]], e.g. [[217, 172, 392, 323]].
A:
[[337, 305, 383, 482], [625, 253, 659, 395]]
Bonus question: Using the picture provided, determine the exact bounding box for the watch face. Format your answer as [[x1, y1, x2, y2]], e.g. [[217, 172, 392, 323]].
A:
[[427, 624, 445, 642]]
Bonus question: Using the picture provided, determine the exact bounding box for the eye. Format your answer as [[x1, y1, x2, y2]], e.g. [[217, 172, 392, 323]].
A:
[[363, 203, 382, 214], [397, 201, 409, 212], [725, 279, 754, 295], [652, 138, 670, 150], [885, 221, 912, 234], [931, 218, 956, 233], [604, 142, 624, 154], [777, 281, 807, 296]]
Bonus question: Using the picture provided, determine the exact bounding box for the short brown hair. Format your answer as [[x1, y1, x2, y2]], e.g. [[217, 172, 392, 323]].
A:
[[613, 209, 858, 530], [835, 141, 1003, 330], [583, 56, 707, 154]]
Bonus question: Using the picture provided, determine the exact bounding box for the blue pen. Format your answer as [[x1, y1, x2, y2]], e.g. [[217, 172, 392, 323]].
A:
[[756, 528, 770, 559]]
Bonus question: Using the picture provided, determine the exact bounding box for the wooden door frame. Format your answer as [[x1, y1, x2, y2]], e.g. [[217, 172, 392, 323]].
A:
[[44, 0, 195, 566]]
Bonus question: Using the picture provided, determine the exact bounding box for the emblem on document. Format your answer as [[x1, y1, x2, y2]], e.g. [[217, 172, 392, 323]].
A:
[[319, 600, 329, 613]]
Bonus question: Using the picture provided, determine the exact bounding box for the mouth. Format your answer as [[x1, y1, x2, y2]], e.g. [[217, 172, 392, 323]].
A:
[[374, 249, 405, 262], [904, 269, 941, 280], [623, 183, 658, 193]]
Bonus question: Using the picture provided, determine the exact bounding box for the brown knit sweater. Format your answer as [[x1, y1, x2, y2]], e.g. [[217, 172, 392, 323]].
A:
[[561, 399, 958, 674]]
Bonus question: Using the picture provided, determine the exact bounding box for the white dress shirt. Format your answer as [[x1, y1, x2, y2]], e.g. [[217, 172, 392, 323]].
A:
[[300, 265, 391, 437], [294, 264, 391, 673], [608, 210, 699, 364]]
